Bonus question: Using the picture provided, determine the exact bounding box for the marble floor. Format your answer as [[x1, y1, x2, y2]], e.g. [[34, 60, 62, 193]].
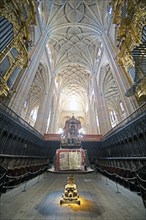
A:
[[0, 172, 146, 220]]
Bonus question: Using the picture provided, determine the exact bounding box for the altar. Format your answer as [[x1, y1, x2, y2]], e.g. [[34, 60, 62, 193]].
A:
[[47, 116, 94, 173], [55, 148, 86, 171]]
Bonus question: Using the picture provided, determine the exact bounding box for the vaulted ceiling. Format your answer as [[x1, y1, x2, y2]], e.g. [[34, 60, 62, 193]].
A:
[[41, 0, 110, 113]]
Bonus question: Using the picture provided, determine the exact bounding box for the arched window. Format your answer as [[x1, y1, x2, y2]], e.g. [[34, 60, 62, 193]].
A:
[[109, 109, 118, 128], [28, 107, 39, 126], [119, 101, 124, 113], [107, 2, 113, 15]]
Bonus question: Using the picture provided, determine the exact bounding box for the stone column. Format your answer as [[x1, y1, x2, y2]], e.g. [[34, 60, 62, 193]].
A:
[[33, 93, 48, 133], [101, 33, 138, 114], [93, 75, 111, 135], [47, 96, 55, 133], [51, 94, 60, 133], [86, 94, 91, 134], [34, 75, 55, 134], [90, 97, 98, 134], [8, 31, 49, 114], [47, 111, 53, 133], [87, 77, 100, 134]]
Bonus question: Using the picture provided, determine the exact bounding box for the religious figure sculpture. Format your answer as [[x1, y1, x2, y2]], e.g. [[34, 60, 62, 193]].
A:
[[63, 116, 81, 144], [60, 174, 80, 205]]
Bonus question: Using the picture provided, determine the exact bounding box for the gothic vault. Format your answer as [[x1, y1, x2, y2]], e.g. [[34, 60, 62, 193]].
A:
[[0, 0, 146, 135]]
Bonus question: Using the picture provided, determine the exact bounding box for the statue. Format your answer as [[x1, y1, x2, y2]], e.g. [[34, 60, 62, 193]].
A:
[[63, 116, 81, 144], [60, 174, 80, 205]]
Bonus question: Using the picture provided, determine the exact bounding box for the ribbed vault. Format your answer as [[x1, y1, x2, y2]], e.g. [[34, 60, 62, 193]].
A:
[[44, 0, 108, 113], [57, 64, 90, 111]]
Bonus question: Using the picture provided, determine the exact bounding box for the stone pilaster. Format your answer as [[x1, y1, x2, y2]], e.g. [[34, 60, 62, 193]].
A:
[[39, 75, 56, 134], [102, 33, 138, 115], [93, 75, 111, 135], [8, 32, 49, 115]]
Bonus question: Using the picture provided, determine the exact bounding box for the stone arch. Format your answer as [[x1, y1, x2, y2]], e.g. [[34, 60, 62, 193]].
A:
[[21, 62, 50, 127], [98, 64, 125, 127]]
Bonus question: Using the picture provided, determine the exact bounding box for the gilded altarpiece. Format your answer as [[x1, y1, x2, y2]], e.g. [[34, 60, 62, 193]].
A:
[[112, 0, 146, 102], [0, 0, 36, 100]]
